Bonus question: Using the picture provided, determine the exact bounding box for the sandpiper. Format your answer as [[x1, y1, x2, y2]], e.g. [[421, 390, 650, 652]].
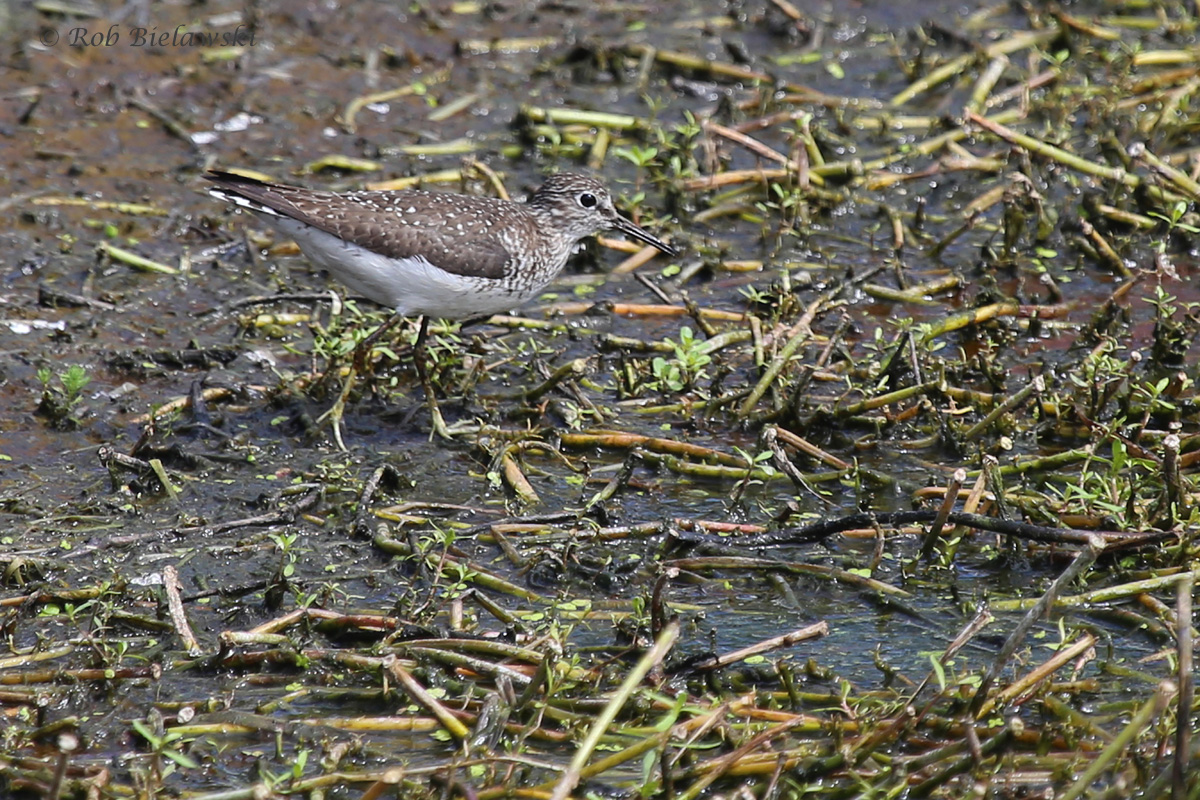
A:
[[204, 170, 675, 317], [205, 170, 676, 438]]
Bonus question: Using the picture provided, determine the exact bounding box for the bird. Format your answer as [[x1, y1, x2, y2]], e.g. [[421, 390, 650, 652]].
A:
[[204, 170, 677, 439]]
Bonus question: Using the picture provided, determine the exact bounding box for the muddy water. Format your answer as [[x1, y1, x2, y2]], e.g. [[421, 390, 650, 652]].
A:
[[2, 0, 1196, 793]]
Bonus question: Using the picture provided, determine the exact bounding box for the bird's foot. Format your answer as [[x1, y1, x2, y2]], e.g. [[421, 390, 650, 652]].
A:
[[316, 364, 357, 451]]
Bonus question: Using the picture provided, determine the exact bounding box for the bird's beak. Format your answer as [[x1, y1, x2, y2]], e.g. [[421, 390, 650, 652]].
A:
[[611, 215, 677, 257]]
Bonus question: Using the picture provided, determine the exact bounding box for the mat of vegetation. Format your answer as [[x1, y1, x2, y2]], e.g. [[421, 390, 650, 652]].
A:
[[2, 2, 1198, 798]]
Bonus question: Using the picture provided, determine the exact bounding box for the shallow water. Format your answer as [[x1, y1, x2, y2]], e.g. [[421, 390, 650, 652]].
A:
[[1, 0, 1196, 795]]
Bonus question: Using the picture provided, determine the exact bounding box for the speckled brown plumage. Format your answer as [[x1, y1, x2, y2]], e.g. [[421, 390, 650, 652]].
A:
[[208, 177, 524, 279], [205, 170, 676, 319]]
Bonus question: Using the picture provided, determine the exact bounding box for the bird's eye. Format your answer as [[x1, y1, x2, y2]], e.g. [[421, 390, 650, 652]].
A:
[[578, 192, 598, 208]]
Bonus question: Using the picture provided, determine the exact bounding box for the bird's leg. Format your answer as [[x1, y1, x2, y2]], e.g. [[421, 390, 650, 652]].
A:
[[352, 310, 407, 375], [412, 316, 454, 440], [316, 373, 352, 451], [317, 310, 406, 450]]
